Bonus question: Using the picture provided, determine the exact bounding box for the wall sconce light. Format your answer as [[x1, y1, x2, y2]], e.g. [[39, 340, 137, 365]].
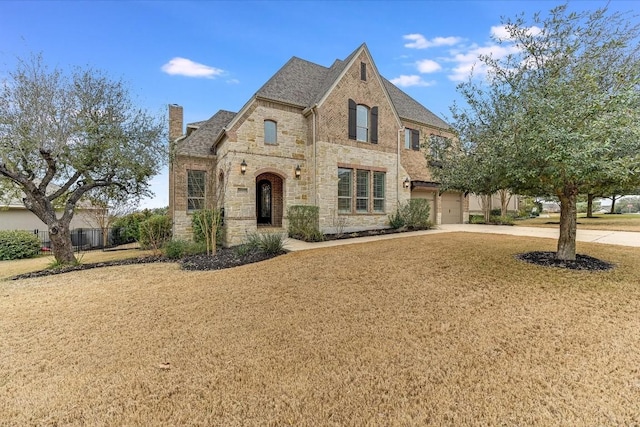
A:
[[240, 159, 247, 174], [403, 177, 411, 189], [295, 164, 301, 179]]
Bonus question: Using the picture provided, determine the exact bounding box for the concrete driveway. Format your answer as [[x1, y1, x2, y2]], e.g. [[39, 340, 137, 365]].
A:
[[284, 224, 640, 252]]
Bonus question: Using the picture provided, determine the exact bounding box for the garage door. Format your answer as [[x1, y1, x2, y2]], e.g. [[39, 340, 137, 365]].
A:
[[411, 190, 436, 223], [441, 192, 462, 224]]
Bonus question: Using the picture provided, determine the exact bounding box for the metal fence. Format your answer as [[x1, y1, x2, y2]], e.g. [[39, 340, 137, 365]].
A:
[[29, 228, 115, 254]]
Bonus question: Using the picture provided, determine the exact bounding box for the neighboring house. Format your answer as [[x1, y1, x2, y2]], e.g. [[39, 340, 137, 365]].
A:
[[468, 193, 519, 215], [0, 193, 98, 232], [169, 43, 467, 246]]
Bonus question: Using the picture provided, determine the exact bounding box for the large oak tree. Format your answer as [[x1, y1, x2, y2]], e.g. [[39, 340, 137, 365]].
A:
[[0, 55, 166, 264], [440, 4, 640, 260]]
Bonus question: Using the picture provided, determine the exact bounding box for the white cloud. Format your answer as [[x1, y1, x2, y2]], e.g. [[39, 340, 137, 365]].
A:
[[490, 24, 543, 41], [447, 43, 521, 81], [416, 59, 442, 73], [404, 34, 462, 49], [161, 57, 224, 78], [226, 78, 240, 84], [390, 75, 436, 87]]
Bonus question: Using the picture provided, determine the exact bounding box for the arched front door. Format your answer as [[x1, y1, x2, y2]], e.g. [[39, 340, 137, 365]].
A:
[[257, 179, 272, 225], [255, 173, 284, 227]]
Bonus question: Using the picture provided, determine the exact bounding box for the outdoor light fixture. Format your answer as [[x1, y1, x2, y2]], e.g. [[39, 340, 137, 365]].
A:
[[295, 164, 301, 179], [403, 177, 411, 189], [240, 159, 247, 174]]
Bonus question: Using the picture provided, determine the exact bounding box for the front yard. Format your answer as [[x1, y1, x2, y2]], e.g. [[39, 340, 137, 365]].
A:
[[1, 233, 639, 425]]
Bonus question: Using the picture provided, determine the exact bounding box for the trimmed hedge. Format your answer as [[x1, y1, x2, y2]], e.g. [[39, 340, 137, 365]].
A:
[[0, 230, 41, 260]]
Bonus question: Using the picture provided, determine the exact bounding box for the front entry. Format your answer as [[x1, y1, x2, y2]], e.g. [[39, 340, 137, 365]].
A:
[[257, 179, 272, 225]]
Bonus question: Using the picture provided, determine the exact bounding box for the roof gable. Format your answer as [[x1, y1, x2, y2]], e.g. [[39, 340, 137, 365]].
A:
[[175, 110, 236, 156]]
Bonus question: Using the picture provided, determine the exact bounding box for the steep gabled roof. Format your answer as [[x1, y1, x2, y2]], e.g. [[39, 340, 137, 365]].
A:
[[181, 44, 450, 152], [382, 79, 450, 129], [175, 110, 236, 156], [255, 57, 329, 107]]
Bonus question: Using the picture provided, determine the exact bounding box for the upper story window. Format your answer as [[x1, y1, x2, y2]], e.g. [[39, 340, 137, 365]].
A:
[[187, 170, 205, 211], [360, 62, 367, 81], [429, 134, 450, 160], [405, 128, 420, 151], [356, 105, 369, 142], [264, 120, 277, 144], [348, 99, 378, 144]]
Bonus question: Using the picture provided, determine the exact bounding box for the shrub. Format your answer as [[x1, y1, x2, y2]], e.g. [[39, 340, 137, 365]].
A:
[[164, 239, 207, 259], [0, 230, 41, 260], [489, 215, 515, 225], [112, 211, 150, 245], [288, 205, 323, 241], [139, 215, 172, 253], [191, 209, 223, 246], [401, 199, 432, 230], [388, 209, 406, 229], [469, 214, 486, 224], [245, 232, 286, 255]]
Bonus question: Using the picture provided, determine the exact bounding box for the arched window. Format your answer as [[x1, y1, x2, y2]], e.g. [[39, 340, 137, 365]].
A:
[[264, 120, 277, 144]]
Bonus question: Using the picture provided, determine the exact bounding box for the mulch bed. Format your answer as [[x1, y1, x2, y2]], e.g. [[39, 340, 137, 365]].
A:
[[515, 251, 615, 271], [319, 227, 429, 242]]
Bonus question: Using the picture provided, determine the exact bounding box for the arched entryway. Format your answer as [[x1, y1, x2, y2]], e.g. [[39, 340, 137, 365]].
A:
[[256, 173, 283, 227]]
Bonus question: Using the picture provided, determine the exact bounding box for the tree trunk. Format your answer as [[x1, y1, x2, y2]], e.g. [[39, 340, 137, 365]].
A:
[[499, 189, 511, 217], [586, 194, 594, 218], [610, 195, 618, 214], [482, 194, 492, 223], [557, 187, 578, 261], [49, 222, 77, 265]]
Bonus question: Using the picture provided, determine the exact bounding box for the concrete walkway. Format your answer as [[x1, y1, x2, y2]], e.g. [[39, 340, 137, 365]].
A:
[[283, 224, 640, 252]]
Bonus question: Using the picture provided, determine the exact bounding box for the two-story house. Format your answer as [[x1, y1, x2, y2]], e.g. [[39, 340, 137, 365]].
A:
[[169, 43, 467, 246]]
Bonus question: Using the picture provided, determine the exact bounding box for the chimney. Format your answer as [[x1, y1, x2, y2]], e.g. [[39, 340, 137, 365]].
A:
[[168, 104, 183, 141]]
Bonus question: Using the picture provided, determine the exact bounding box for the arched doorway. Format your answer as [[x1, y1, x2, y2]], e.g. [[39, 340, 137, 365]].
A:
[[255, 173, 283, 227]]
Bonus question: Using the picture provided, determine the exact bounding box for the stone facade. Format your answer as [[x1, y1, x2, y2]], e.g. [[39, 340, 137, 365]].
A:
[[168, 44, 467, 246]]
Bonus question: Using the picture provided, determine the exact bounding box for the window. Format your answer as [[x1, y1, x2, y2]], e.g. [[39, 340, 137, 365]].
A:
[[337, 168, 385, 214], [356, 170, 370, 212], [373, 172, 385, 212], [356, 105, 369, 142], [337, 168, 352, 213], [405, 128, 420, 151], [187, 170, 205, 211], [348, 99, 378, 143], [429, 134, 450, 160], [360, 62, 367, 81], [264, 120, 277, 144]]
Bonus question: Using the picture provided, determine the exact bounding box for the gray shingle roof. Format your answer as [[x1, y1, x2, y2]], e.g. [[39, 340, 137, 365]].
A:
[[175, 110, 236, 156], [181, 44, 449, 153]]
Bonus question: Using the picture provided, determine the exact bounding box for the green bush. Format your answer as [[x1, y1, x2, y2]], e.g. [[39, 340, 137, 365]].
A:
[[287, 205, 323, 241], [112, 211, 151, 245], [139, 215, 172, 252], [191, 209, 223, 246], [0, 230, 41, 260], [245, 232, 286, 255], [388, 209, 406, 229], [489, 215, 515, 225], [164, 239, 207, 259], [469, 214, 486, 224]]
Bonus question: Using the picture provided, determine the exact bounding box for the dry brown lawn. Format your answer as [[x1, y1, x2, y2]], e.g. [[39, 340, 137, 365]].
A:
[[1, 233, 640, 425], [0, 248, 154, 281], [517, 213, 640, 232]]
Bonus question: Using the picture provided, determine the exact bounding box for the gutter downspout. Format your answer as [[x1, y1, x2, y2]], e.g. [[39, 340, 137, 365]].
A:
[[397, 127, 405, 205], [311, 106, 318, 206]]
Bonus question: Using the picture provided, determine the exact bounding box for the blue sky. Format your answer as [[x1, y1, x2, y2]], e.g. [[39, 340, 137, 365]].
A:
[[1, 0, 637, 208]]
